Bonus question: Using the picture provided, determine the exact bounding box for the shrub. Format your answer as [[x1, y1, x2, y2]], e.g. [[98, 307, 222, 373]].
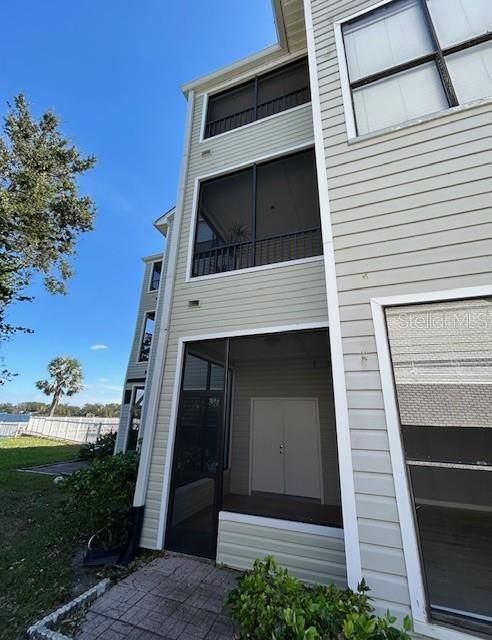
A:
[[79, 431, 117, 460], [62, 452, 139, 548], [227, 557, 412, 640]]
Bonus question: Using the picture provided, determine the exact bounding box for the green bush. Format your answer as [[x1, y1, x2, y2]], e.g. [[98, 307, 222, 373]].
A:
[[79, 431, 117, 460], [62, 452, 138, 548], [227, 557, 412, 640]]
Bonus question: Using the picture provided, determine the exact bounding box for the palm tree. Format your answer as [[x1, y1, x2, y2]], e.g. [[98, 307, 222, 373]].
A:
[[36, 357, 83, 416]]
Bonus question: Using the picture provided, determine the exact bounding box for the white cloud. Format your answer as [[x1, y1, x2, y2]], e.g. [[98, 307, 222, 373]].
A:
[[90, 344, 109, 351], [103, 384, 123, 393], [98, 378, 110, 383]]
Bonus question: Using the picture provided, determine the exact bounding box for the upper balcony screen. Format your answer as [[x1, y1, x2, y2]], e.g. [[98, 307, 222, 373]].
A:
[[204, 57, 310, 139], [192, 148, 322, 277]]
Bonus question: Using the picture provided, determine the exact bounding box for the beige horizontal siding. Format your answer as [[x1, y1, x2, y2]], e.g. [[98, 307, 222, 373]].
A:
[[311, 0, 492, 619], [140, 61, 326, 548], [217, 517, 347, 587]]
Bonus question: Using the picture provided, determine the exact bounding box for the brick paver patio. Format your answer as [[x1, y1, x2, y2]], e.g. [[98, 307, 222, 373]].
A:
[[75, 554, 241, 640]]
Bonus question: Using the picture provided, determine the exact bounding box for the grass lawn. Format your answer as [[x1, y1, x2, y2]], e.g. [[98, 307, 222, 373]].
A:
[[0, 437, 80, 640]]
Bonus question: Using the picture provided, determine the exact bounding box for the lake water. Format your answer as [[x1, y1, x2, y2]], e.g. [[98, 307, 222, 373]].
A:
[[0, 413, 30, 423]]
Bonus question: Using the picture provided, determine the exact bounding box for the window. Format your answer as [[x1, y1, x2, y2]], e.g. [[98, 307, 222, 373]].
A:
[[191, 148, 322, 277], [126, 386, 144, 451], [204, 57, 310, 138], [385, 297, 492, 635], [149, 260, 162, 291], [138, 312, 155, 362], [340, 0, 492, 135]]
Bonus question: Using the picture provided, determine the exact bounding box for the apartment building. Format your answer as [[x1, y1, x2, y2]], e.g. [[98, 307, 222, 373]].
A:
[[115, 211, 173, 453], [131, 1, 492, 638]]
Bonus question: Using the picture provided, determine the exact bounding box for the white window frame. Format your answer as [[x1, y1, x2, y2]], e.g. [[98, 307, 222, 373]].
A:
[[184, 141, 322, 283], [334, 0, 492, 141], [371, 284, 492, 640], [148, 259, 163, 293], [198, 51, 311, 144], [137, 311, 156, 363]]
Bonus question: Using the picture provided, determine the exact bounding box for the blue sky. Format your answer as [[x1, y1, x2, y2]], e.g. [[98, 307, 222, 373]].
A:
[[1, 0, 277, 405]]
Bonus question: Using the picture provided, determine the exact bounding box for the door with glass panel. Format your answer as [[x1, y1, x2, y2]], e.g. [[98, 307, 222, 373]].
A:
[[385, 298, 492, 635], [166, 340, 227, 558]]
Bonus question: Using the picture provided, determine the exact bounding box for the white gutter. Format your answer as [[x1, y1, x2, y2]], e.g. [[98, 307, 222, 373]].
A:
[[133, 90, 195, 518]]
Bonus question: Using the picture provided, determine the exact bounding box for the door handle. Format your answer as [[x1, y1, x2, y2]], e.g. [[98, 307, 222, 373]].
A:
[[279, 443, 284, 455]]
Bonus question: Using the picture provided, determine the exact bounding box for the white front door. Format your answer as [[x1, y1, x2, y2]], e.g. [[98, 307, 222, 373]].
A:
[[251, 398, 322, 500], [251, 399, 284, 494]]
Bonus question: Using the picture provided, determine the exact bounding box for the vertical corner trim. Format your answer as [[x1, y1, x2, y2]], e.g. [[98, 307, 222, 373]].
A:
[[303, 0, 363, 587]]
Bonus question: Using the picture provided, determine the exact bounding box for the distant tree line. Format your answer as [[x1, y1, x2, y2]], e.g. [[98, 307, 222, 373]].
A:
[[0, 402, 121, 418]]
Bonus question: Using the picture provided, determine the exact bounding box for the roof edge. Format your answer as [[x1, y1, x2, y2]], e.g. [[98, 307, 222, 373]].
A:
[[142, 253, 164, 264], [181, 43, 284, 96], [272, 0, 289, 50]]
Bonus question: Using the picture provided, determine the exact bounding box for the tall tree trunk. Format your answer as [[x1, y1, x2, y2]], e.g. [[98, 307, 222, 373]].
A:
[[49, 387, 62, 416]]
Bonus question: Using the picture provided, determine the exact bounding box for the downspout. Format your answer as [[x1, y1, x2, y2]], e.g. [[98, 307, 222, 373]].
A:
[[123, 89, 196, 560]]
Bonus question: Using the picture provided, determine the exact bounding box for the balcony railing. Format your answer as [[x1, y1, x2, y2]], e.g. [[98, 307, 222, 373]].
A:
[[192, 226, 322, 277], [204, 86, 310, 138]]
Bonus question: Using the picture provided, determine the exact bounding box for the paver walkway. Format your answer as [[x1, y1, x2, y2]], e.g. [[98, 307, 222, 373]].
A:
[[75, 554, 241, 640]]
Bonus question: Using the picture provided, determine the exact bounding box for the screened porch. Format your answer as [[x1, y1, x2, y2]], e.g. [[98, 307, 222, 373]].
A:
[[165, 329, 343, 559]]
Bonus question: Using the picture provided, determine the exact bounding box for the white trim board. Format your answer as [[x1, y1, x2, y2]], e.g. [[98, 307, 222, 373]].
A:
[[184, 140, 316, 282], [155, 320, 330, 550], [218, 510, 344, 539], [371, 285, 492, 640], [303, 0, 362, 589]]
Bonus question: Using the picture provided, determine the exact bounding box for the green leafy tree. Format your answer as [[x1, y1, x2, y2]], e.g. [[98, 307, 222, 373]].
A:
[[36, 356, 83, 416], [0, 94, 96, 383]]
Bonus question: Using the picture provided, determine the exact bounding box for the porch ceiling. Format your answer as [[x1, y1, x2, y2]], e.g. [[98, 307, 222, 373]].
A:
[[230, 330, 329, 362], [188, 330, 330, 364]]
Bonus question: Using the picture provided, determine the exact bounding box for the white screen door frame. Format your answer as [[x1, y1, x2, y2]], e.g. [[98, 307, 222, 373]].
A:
[[249, 397, 324, 503]]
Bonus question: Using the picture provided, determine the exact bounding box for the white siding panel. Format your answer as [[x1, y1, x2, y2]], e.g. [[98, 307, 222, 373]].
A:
[[217, 517, 347, 587]]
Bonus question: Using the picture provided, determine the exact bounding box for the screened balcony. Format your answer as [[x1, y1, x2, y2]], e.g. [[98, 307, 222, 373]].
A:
[[204, 57, 310, 139], [191, 148, 322, 277]]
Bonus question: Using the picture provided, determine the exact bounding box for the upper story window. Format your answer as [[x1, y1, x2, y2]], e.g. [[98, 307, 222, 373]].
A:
[[204, 57, 310, 139], [340, 0, 492, 136], [149, 260, 162, 291], [191, 148, 322, 278], [138, 312, 155, 362]]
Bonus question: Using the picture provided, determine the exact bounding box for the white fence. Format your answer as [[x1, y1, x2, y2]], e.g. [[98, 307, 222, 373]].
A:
[[0, 422, 26, 438], [0, 416, 119, 443]]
